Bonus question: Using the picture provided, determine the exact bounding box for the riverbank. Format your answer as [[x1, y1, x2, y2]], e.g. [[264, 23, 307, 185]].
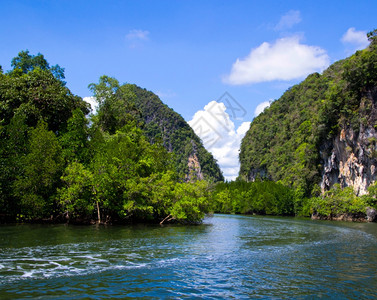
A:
[[3, 207, 377, 226]]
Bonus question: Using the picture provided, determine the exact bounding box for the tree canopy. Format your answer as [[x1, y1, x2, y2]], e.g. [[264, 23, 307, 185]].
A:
[[11, 50, 65, 81]]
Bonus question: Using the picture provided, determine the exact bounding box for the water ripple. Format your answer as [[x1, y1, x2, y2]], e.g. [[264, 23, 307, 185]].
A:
[[0, 215, 376, 299]]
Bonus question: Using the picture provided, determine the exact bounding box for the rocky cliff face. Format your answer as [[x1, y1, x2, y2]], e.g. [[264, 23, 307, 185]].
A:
[[186, 153, 204, 181], [246, 168, 269, 182], [185, 140, 204, 181], [320, 88, 377, 195]]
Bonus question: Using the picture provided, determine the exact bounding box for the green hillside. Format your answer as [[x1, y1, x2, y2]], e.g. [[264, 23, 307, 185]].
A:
[[238, 30, 377, 218], [128, 84, 224, 182], [88, 76, 223, 182]]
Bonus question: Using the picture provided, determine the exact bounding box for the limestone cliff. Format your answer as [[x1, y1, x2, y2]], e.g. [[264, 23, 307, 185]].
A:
[[321, 88, 377, 195], [186, 153, 204, 181]]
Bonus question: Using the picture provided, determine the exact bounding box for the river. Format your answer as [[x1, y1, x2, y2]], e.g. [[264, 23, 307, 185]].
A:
[[0, 215, 376, 299]]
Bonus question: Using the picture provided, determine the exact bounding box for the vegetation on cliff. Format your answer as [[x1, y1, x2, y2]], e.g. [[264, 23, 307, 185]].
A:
[[238, 30, 377, 219]]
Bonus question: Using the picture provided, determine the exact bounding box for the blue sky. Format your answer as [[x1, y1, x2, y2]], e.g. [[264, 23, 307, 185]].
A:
[[1, 0, 376, 179]]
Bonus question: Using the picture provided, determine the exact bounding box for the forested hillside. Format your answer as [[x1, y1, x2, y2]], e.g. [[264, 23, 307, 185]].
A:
[[0, 51, 217, 224], [238, 30, 377, 220], [133, 86, 223, 182], [88, 77, 223, 182]]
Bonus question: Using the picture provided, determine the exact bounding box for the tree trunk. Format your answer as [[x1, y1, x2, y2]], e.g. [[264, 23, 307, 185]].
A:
[[96, 201, 101, 224], [160, 214, 173, 225]]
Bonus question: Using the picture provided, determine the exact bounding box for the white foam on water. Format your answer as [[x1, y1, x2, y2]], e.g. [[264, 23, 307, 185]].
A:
[[0, 240, 157, 284], [21, 270, 35, 278]]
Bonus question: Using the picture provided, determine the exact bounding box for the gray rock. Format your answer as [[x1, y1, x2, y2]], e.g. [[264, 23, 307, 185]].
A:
[[366, 207, 377, 222]]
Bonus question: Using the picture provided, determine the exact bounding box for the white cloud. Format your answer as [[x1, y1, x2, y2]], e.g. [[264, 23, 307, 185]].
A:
[[275, 10, 301, 31], [155, 90, 177, 99], [126, 29, 150, 40], [224, 36, 329, 85], [236, 121, 250, 135], [254, 100, 271, 117], [83, 96, 98, 114], [126, 29, 150, 48], [341, 27, 369, 50], [188, 101, 251, 181]]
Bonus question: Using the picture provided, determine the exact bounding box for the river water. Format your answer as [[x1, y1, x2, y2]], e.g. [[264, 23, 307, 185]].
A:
[[0, 214, 376, 299]]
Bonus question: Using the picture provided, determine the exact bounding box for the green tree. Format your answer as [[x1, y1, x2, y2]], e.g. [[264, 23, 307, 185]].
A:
[[13, 121, 63, 219], [170, 180, 210, 224], [0, 114, 29, 216], [0, 52, 89, 133], [90, 125, 148, 222], [361, 182, 377, 208], [11, 50, 65, 81], [211, 180, 294, 216], [58, 162, 94, 221], [367, 29, 377, 46], [312, 184, 367, 218], [90, 124, 177, 223], [59, 108, 90, 163], [88, 76, 141, 134]]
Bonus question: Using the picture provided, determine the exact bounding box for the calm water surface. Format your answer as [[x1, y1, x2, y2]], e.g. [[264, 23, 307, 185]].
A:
[[0, 215, 376, 299]]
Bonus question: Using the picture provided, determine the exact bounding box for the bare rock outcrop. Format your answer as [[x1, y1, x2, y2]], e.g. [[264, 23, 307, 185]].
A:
[[320, 88, 377, 196]]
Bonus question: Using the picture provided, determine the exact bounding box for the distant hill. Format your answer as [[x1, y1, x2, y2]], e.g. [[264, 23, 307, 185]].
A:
[[88, 77, 223, 182], [130, 85, 224, 182]]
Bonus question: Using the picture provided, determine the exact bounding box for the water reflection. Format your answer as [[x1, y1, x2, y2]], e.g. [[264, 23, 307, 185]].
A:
[[0, 215, 376, 298]]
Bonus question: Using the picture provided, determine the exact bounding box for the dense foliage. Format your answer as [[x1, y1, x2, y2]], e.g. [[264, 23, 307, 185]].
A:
[[309, 180, 377, 219], [310, 184, 368, 218], [211, 181, 295, 216], [239, 31, 377, 217], [0, 51, 215, 224], [210, 178, 377, 219]]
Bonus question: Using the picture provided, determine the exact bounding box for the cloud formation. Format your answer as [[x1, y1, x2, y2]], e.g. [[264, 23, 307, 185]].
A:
[[155, 90, 177, 99], [275, 10, 301, 31], [341, 27, 369, 50], [126, 29, 150, 48], [126, 29, 150, 40], [224, 36, 329, 85], [254, 100, 271, 116], [83, 96, 98, 114], [188, 101, 250, 180]]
